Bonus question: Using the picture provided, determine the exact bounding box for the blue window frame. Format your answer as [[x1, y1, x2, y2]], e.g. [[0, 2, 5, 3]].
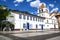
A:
[[41, 19, 43, 22], [38, 18, 39, 22], [36, 24, 38, 29], [33, 17, 35, 21], [42, 14, 43, 16], [30, 16, 32, 20], [37, 18, 38, 22], [36, 18, 37, 21], [40, 19, 43, 22], [27, 16, 29, 20], [23, 15, 26, 19], [19, 14, 22, 19], [40, 19, 41, 22], [23, 23, 26, 28], [39, 24, 41, 26]]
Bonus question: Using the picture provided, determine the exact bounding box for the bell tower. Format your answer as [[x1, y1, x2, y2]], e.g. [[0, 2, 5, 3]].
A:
[[39, 3, 46, 13], [38, 3, 49, 17]]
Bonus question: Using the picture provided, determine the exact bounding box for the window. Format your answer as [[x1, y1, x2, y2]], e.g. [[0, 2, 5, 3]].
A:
[[23, 23, 26, 28], [47, 20, 48, 23], [52, 20, 55, 23], [41, 19, 43, 22], [36, 24, 38, 29], [39, 19, 41, 22], [40, 19, 41, 22], [39, 24, 41, 26], [33, 17, 35, 21], [19, 14, 22, 19], [42, 9, 43, 12], [47, 25, 49, 27], [27, 16, 29, 20], [23, 15, 26, 19], [33, 17, 34, 21], [40, 19, 43, 22], [36, 18, 37, 21], [30, 16, 32, 20], [39, 9, 43, 13], [38, 18, 39, 22], [37, 18, 38, 21]]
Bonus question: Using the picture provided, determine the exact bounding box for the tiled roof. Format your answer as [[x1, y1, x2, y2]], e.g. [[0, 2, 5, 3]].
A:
[[50, 11, 58, 16], [11, 10, 45, 19]]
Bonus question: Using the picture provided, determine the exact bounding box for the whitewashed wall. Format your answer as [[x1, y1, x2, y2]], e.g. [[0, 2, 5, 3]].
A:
[[7, 11, 58, 30]]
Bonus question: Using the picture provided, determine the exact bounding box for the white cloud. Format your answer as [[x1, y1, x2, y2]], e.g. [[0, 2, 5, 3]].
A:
[[14, 0, 24, 3], [3, 0, 6, 2], [50, 8, 59, 13], [15, 4, 18, 6], [30, 0, 40, 8], [26, 0, 32, 2], [31, 12, 34, 14], [49, 4, 54, 8]]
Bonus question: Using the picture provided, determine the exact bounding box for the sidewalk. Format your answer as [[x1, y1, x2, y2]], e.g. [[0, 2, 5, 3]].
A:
[[0, 30, 60, 40], [0, 30, 59, 38], [0, 29, 60, 34]]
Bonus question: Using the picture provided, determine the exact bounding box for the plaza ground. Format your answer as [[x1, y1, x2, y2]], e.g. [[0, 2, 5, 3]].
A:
[[0, 30, 60, 40]]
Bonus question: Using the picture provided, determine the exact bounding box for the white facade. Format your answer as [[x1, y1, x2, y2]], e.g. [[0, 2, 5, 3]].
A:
[[7, 3, 58, 30], [7, 11, 45, 30]]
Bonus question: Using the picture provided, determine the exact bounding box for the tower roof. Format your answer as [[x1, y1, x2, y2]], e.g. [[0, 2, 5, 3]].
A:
[[39, 3, 46, 8]]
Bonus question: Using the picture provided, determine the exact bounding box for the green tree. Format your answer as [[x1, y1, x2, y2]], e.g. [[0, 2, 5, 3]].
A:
[[0, 5, 11, 31], [1, 21, 14, 31]]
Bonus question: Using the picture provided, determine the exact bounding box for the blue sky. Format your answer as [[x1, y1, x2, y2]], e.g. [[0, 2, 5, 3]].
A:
[[0, 0, 60, 15]]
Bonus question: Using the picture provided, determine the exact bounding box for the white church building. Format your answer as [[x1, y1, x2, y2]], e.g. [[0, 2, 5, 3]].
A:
[[7, 3, 58, 31]]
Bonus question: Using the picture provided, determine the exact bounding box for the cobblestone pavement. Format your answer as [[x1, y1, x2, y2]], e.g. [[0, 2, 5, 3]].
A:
[[0, 30, 60, 40]]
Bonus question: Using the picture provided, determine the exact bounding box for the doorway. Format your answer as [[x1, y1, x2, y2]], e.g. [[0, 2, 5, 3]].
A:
[[41, 24, 44, 30], [27, 23, 29, 30]]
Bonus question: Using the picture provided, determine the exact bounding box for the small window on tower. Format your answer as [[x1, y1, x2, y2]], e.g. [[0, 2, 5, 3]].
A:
[[42, 9, 43, 12], [39, 9, 43, 13]]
